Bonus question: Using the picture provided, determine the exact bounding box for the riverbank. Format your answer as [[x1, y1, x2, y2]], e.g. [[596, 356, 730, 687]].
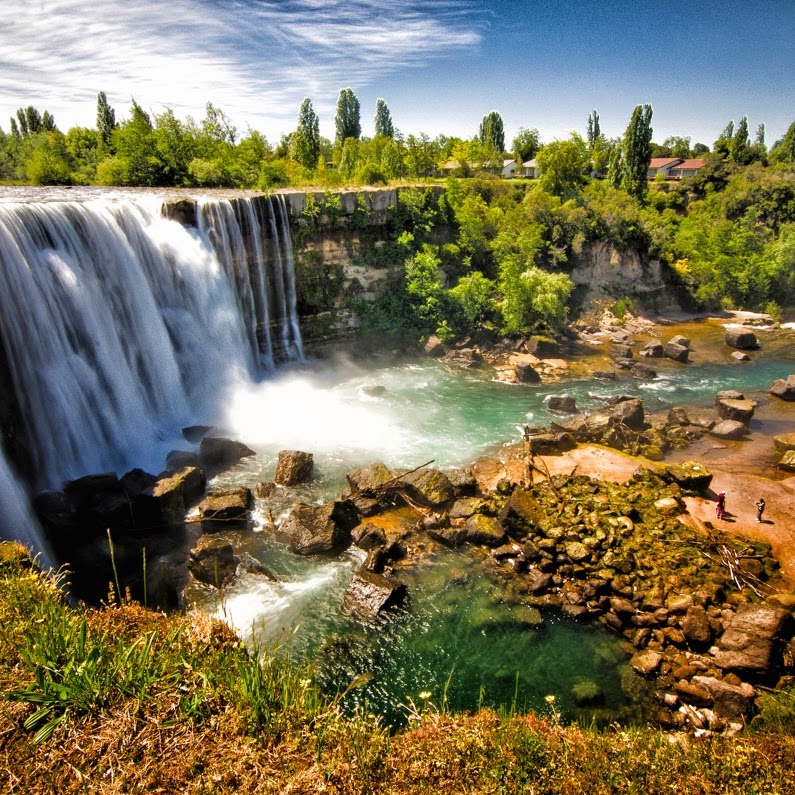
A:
[[2, 543, 794, 795]]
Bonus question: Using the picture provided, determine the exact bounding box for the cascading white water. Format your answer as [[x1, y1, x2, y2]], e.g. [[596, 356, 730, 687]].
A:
[[0, 191, 303, 558], [197, 195, 303, 368]]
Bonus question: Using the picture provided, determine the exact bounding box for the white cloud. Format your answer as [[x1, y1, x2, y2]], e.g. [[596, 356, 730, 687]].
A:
[[0, 0, 483, 139]]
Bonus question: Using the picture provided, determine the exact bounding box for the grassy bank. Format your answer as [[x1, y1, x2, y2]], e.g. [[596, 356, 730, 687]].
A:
[[1, 541, 794, 794]]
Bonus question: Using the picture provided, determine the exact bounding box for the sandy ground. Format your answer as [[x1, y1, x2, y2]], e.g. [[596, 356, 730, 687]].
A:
[[473, 443, 795, 590]]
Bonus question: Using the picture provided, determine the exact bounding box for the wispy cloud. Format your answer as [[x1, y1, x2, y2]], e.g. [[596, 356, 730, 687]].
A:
[[0, 0, 483, 138]]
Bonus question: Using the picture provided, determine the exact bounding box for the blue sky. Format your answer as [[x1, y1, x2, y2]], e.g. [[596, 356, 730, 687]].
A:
[[1, 0, 793, 149]]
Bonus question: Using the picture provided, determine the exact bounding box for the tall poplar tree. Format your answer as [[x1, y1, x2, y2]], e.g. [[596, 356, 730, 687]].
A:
[[478, 111, 505, 153], [374, 98, 394, 138], [335, 88, 361, 144], [292, 97, 320, 170], [96, 91, 117, 148], [730, 116, 750, 164], [620, 104, 653, 202], [586, 109, 600, 149]]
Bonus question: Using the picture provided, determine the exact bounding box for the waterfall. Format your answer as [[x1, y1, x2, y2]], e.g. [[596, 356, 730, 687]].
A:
[[0, 191, 302, 560], [197, 195, 303, 368]]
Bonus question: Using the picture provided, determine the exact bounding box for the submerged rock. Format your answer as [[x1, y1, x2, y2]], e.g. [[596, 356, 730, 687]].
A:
[[342, 570, 407, 620]]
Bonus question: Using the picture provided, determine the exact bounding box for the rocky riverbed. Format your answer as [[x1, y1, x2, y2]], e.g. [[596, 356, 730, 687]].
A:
[[30, 309, 795, 734]]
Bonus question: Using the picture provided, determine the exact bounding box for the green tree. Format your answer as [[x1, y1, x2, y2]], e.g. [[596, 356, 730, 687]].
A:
[[110, 98, 163, 185], [24, 131, 72, 184], [730, 116, 751, 164], [770, 119, 795, 165], [586, 110, 600, 149], [447, 271, 496, 328], [153, 108, 195, 185], [478, 111, 505, 153], [498, 258, 573, 335], [620, 104, 654, 203], [291, 97, 320, 170], [512, 127, 540, 163], [13, 106, 56, 137], [404, 248, 446, 328], [536, 134, 589, 197], [96, 92, 117, 148], [335, 88, 361, 145], [374, 98, 394, 138]]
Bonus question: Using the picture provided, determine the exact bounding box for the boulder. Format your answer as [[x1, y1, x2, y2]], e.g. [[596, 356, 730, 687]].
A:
[[427, 525, 468, 547], [710, 420, 748, 440], [692, 676, 755, 720], [669, 335, 691, 349], [725, 328, 759, 350], [731, 351, 752, 361], [527, 432, 576, 454], [198, 486, 252, 532], [525, 335, 558, 357], [351, 523, 387, 550], [593, 370, 616, 379], [449, 497, 485, 519], [630, 363, 657, 380], [422, 334, 446, 357], [441, 348, 483, 369], [360, 384, 387, 397], [639, 341, 664, 358], [777, 450, 795, 471], [674, 679, 712, 708], [612, 398, 645, 430], [399, 468, 455, 508], [188, 536, 239, 588], [769, 375, 795, 401], [664, 341, 689, 363], [274, 450, 314, 486], [681, 605, 712, 646], [446, 467, 479, 496], [664, 460, 713, 492], [198, 437, 256, 473], [717, 398, 755, 425], [63, 473, 132, 529], [715, 390, 744, 403], [135, 466, 206, 527], [667, 406, 690, 425], [515, 363, 541, 383], [255, 481, 277, 499], [713, 603, 790, 675], [342, 570, 407, 620], [630, 649, 663, 676], [278, 502, 352, 555], [346, 462, 393, 492], [547, 395, 577, 414], [610, 344, 633, 360], [500, 487, 547, 538], [463, 514, 506, 547]]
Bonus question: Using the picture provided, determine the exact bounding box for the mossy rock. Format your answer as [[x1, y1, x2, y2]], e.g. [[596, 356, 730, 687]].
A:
[[664, 460, 713, 492], [571, 679, 605, 706]]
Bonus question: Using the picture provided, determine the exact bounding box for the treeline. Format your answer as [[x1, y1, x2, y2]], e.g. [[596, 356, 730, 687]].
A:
[[3, 89, 794, 190]]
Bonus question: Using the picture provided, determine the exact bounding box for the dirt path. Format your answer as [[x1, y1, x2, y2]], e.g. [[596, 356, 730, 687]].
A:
[[472, 443, 795, 590]]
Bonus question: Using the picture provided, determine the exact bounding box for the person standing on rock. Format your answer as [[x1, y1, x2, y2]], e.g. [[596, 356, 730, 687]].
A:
[[756, 497, 766, 522], [716, 491, 726, 520]]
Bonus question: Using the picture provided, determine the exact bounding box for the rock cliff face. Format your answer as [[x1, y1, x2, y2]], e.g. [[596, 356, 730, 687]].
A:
[[568, 240, 680, 311]]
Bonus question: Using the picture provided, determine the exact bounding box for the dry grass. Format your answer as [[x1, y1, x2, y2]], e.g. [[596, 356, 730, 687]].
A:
[[2, 543, 794, 794]]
